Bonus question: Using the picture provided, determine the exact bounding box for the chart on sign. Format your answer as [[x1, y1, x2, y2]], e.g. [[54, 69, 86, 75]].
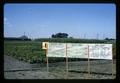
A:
[[89, 44, 112, 59], [47, 43, 112, 60]]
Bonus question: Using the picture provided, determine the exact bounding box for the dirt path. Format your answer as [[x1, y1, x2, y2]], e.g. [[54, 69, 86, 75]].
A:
[[4, 55, 32, 71], [4, 55, 116, 79], [4, 55, 58, 79]]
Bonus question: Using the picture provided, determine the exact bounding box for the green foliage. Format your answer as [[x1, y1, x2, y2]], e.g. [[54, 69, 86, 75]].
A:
[[4, 39, 116, 64], [4, 41, 46, 63]]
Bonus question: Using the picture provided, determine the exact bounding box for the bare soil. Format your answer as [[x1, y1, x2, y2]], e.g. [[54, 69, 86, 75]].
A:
[[4, 55, 116, 79]]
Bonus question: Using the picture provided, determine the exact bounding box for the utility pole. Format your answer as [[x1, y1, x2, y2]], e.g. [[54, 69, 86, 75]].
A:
[[103, 34, 105, 40], [24, 32, 25, 36], [84, 34, 86, 39], [96, 33, 99, 40]]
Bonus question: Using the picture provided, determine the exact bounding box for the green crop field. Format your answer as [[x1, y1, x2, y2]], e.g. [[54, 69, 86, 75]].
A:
[[4, 41, 46, 63], [4, 39, 116, 63]]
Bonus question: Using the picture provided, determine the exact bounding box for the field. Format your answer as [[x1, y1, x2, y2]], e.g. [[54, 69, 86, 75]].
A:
[[4, 38, 116, 63], [4, 41, 46, 63]]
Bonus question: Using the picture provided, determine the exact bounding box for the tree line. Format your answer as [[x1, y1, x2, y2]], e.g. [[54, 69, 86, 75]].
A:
[[4, 32, 115, 41]]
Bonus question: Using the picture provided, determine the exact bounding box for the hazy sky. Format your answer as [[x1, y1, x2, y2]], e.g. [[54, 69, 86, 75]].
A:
[[4, 4, 116, 39]]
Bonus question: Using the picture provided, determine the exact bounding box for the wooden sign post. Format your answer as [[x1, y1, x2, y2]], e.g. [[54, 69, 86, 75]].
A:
[[65, 43, 68, 79], [46, 46, 49, 73], [87, 45, 90, 79], [42, 42, 49, 73], [112, 44, 114, 79], [112, 51, 114, 79]]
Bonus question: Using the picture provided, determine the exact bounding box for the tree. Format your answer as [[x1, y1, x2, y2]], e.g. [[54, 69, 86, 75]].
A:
[[51, 32, 68, 38], [20, 35, 28, 40], [105, 37, 109, 40], [51, 34, 56, 38], [69, 36, 73, 39]]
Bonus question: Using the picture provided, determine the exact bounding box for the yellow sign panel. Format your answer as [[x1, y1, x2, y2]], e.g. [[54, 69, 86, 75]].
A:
[[42, 42, 49, 49]]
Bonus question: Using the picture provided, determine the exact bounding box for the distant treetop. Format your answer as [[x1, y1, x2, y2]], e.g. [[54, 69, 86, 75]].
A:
[[51, 32, 68, 38], [19, 35, 28, 39]]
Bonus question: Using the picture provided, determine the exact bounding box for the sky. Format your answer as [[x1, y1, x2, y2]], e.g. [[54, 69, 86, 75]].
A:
[[4, 4, 116, 39]]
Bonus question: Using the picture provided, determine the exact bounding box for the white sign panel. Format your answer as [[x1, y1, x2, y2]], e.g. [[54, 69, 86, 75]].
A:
[[47, 43, 66, 57], [89, 44, 112, 59], [46, 43, 112, 60], [67, 43, 88, 58]]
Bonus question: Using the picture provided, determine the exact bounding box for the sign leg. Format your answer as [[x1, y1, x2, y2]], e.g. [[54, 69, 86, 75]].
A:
[[46, 49, 49, 73], [65, 43, 68, 79], [112, 59, 114, 79], [87, 45, 90, 79]]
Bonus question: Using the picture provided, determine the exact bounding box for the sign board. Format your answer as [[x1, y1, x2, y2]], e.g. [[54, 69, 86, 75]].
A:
[[67, 43, 88, 58], [45, 43, 112, 60], [47, 43, 66, 57], [89, 44, 112, 59], [42, 42, 49, 49]]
